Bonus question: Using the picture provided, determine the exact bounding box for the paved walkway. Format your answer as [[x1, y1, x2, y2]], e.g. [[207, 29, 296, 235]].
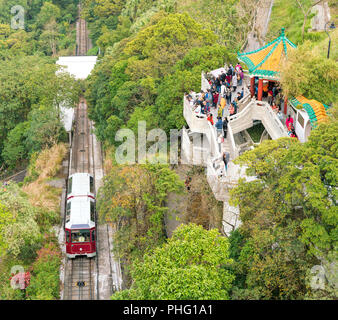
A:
[[208, 79, 247, 159]]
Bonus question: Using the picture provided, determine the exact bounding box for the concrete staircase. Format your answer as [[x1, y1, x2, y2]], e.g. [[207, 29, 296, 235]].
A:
[[222, 202, 241, 236], [229, 99, 288, 140]]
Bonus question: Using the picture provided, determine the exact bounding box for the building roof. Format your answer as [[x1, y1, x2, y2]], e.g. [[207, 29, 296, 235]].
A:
[[290, 96, 330, 128], [237, 28, 296, 80], [56, 56, 98, 80]]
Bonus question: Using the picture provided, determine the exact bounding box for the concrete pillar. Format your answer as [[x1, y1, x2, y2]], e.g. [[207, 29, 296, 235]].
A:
[[250, 77, 255, 97], [284, 97, 288, 115], [257, 78, 263, 101]]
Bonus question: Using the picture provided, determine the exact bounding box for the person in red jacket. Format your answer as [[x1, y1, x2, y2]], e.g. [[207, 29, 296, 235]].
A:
[[207, 113, 214, 125], [286, 114, 294, 130]]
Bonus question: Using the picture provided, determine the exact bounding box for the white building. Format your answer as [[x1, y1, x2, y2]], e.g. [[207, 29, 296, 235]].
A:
[[56, 56, 98, 133]]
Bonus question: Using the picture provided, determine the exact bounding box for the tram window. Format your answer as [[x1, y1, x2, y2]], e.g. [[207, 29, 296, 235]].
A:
[[298, 113, 304, 128], [90, 201, 95, 222], [90, 176, 94, 194], [91, 230, 95, 242], [71, 230, 90, 243], [68, 177, 72, 194], [66, 202, 71, 223], [66, 230, 70, 243]]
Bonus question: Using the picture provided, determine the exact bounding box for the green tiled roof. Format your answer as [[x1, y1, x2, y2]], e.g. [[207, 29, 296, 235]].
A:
[[237, 28, 297, 80]]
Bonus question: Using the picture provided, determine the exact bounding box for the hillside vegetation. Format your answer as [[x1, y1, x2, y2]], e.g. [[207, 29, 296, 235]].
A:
[[0, 0, 336, 301]]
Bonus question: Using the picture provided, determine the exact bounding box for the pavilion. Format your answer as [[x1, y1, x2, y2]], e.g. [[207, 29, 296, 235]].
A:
[[237, 28, 297, 113]]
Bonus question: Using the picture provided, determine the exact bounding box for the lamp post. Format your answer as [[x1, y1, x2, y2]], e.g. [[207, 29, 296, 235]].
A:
[[325, 22, 336, 59]]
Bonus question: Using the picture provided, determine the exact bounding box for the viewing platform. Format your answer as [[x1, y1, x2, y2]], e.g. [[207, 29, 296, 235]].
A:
[[181, 67, 290, 235]]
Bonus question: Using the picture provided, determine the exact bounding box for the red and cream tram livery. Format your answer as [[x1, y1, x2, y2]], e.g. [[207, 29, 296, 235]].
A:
[[67, 173, 95, 200], [65, 191, 96, 258]]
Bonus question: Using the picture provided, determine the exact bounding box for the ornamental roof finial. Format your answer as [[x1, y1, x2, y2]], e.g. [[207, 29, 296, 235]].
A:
[[281, 28, 285, 37]]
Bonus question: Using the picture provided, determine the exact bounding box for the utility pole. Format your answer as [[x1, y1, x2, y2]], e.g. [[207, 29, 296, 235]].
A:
[[325, 21, 336, 59]]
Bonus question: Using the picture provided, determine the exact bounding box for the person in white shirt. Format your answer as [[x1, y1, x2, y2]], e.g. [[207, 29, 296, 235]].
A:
[[232, 73, 238, 92], [220, 83, 226, 97]]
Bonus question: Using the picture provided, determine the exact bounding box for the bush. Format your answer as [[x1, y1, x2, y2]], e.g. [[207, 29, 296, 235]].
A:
[[26, 243, 61, 300]]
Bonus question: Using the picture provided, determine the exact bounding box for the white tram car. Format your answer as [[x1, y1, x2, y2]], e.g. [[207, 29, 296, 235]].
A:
[[67, 173, 95, 200], [65, 173, 96, 258]]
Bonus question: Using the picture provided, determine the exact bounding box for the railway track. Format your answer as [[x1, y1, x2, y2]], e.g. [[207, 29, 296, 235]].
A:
[[62, 3, 112, 299], [63, 97, 98, 300], [65, 257, 95, 300], [71, 99, 91, 174], [76, 4, 89, 56]]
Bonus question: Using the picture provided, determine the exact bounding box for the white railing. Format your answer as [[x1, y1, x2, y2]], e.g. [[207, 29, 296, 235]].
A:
[[262, 103, 288, 137], [229, 99, 253, 122], [227, 123, 239, 159], [228, 98, 288, 139], [208, 122, 221, 159], [183, 96, 209, 134], [228, 100, 255, 134], [238, 93, 251, 110], [206, 159, 238, 202], [254, 101, 288, 139], [201, 71, 211, 92], [181, 127, 192, 164]]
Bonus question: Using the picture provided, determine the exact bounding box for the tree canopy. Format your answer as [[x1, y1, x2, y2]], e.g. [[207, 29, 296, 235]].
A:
[[280, 40, 338, 105], [112, 223, 234, 300], [229, 114, 338, 299]]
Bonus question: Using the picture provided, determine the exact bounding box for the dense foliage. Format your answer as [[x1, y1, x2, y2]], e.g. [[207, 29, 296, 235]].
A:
[[0, 0, 79, 57], [97, 162, 184, 285], [229, 115, 338, 299], [112, 223, 234, 300], [280, 40, 338, 106], [86, 12, 236, 144], [0, 143, 65, 300], [82, 0, 257, 52], [0, 56, 79, 171], [0, 0, 81, 174]]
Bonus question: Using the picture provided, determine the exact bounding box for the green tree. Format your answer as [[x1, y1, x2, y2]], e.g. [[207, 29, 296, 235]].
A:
[[2, 122, 29, 169], [97, 163, 184, 284], [229, 116, 338, 299], [0, 184, 41, 260], [0, 202, 15, 257], [112, 223, 234, 300], [35, 2, 61, 28], [280, 41, 338, 105], [0, 55, 78, 167]]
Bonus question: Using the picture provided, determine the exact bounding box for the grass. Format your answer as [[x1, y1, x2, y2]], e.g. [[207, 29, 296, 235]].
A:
[[266, 0, 328, 45], [22, 143, 67, 213], [316, 28, 338, 61], [246, 122, 266, 143]]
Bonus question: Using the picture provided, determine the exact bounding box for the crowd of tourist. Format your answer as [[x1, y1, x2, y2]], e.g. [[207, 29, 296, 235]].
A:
[[184, 62, 300, 175], [185, 63, 245, 120], [184, 63, 246, 175]]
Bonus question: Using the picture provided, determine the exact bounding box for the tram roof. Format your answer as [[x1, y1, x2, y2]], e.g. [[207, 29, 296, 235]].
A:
[[68, 173, 94, 198], [66, 197, 95, 229]]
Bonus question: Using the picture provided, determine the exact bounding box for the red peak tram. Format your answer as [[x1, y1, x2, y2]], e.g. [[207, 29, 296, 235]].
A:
[[65, 196, 96, 258]]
